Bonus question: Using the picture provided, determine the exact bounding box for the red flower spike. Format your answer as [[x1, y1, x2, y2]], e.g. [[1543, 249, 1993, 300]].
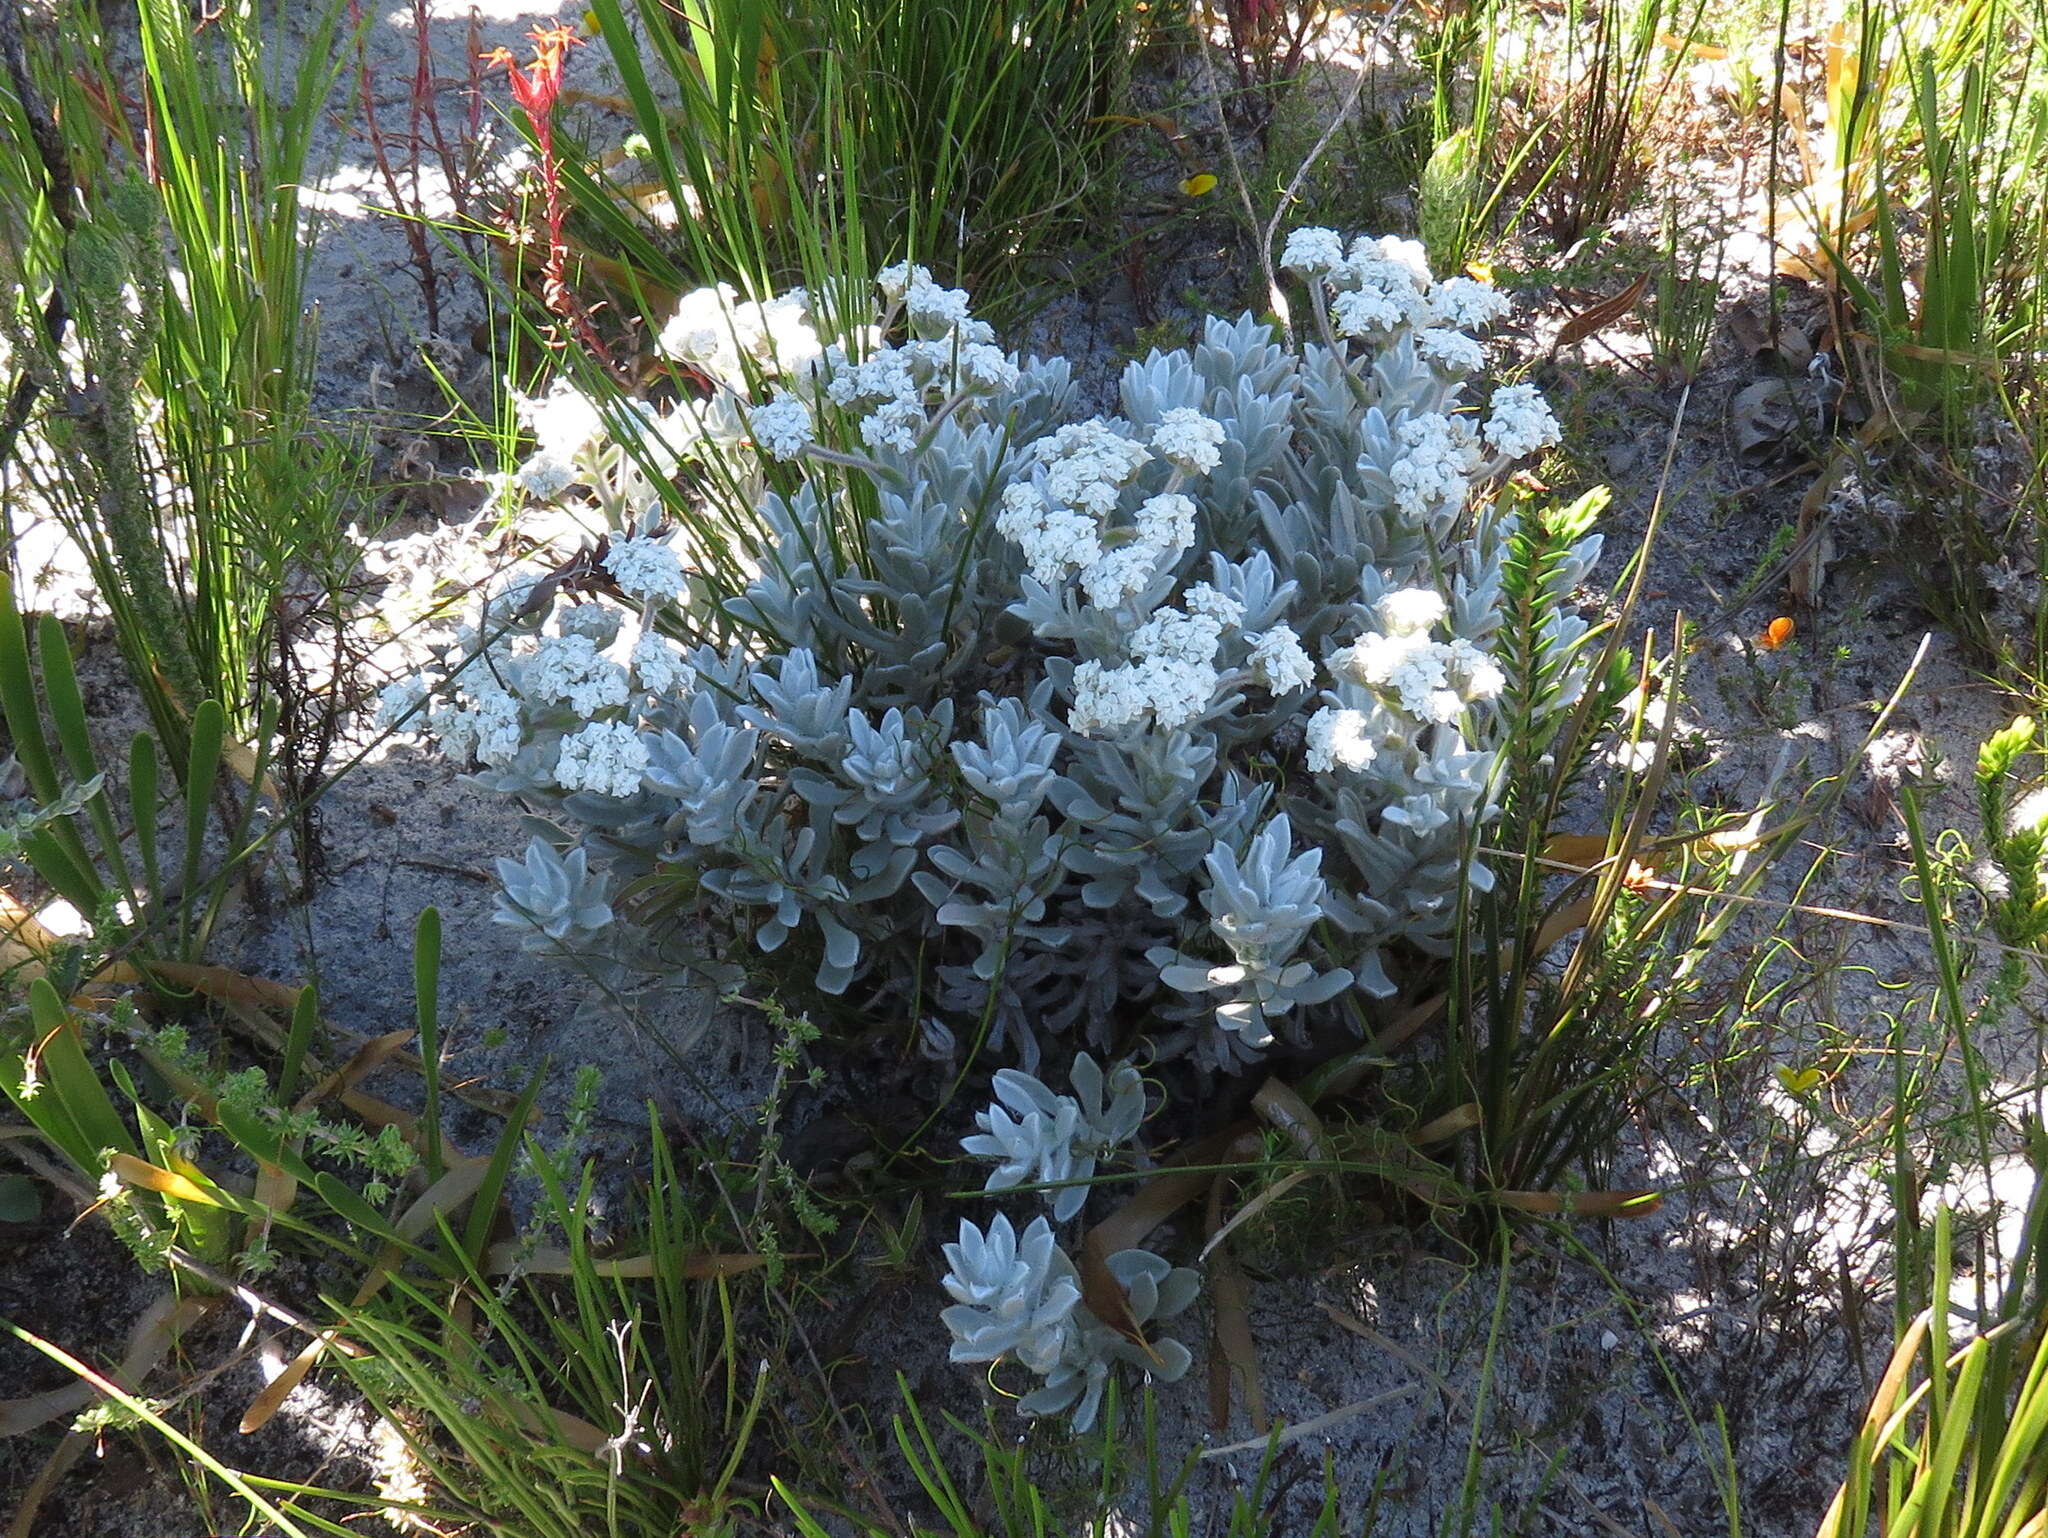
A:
[[485, 27, 604, 355]]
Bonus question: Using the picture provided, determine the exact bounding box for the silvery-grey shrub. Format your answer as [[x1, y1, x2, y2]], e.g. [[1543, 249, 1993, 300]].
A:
[[938, 1212, 1197, 1433], [962, 1052, 1146, 1221], [399, 229, 1601, 1082], [396, 230, 1609, 1429]]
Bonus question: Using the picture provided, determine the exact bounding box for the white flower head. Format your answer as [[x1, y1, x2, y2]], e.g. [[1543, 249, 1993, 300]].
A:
[[1342, 631, 1450, 719], [1031, 419, 1151, 515], [1132, 492, 1197, 558], [748, 391, 816, 461], [1246, 626, 1315, 693], [1416, 327, 1485, 375], [1281, 226, 1348, 276], [1151, 408, 1227, 474], [1183, 582, 1246, 627], [555, 720, 650, 799], [877, 260, 933, 303], [905, 276, 974, 337], [1068, 659, 1144, 737], [745, 295, 824, 374], [861, 397, 925, 455], [430, 686, 523, 767], [998, 483, 1104, 586], [1429, 275, 1512, 330], [1079, 543, 1163, 609], [1305, 707, 1376, 772], [1365, 235, 1433, 286], [1144, 658, 1221, 729], [1376, 587, 1447, 636], [630, 632, 688, 695], [518, 382, 607, 466], [604, 535, 687, 603], [1382, 412, 1481, 523], [1131, 606, 1228, 667], [656, 283, 744, 379], [524, 635, 630, 716], [516, 454, 576, 501], [1424, 688, 1465, 723], [1327, 236, 1431, 336], [1069, 656, 1218, 736], [1331, 285, 1411, 339], [830, 346, 916, 408], [1447, 637, 1506, 701], [1483, 383, 1562, 461], [375, 678, 428, 730], [956, 342, 1020, 393]]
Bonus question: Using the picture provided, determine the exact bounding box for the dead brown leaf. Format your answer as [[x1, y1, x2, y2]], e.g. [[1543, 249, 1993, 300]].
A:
[[1204, 1175, 1265, 1432], [1552, 273, 1651, 354], [292, 1028, 415, 1114]]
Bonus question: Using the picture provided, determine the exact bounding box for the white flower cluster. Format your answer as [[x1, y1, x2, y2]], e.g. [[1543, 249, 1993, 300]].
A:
[[1482, 382, 1564, 460], [629, 631, 687, 694], [1331, 588, 1506, 725], [555, 719, 649, 798], [655, 283, 823, 385], [429, 681, 522, 767], [1431, 276, 1513, 330], [747, 391, 815, 461], [394, 547, 706, 808], [1080, 493, 1196, 608], [817, 263, 1018, 455], [987, 403, 1320, 744], [1030, 418, 1154, 515], [1280, 230, 1560, 538], [994, 415, 1223, 616], [1387, 412, 1484, 523], [1246, 624, 1315, 693], [1304, 706, 1376, 773], [997, 484, 1103, 586], [1070, 585, 1239, 737], [511, 381, 607, 498], [524, 634, 630, 716], [1282, 229, 1514, 340], [602, 535, 686, 603], [1151, 407, 1227, 473], [508, 379, 699, 515]]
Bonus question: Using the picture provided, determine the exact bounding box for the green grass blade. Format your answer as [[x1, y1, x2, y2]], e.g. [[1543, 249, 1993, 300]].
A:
[[459, 1062, 545, 1265], [178, 698, 226, 950], [130, 731, 160, 909], [4, 1320, 316, 1538], [413, 906, 443, 1182], [33, 615, 131, 896], [0, 570, 63, 806], [25, 977, 135, 1170], [279, 983, 318, 1107]]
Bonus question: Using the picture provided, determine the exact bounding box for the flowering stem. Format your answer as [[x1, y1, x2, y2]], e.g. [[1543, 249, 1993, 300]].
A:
[[913, 386, 977, 454], [1302, 282, 1378, 416], [800, 442, 906, 486], [485, 27, 606, 357]]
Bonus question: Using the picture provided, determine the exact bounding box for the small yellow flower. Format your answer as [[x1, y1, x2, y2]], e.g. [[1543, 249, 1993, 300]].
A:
[[1776, 1064, 1823, 1095]]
